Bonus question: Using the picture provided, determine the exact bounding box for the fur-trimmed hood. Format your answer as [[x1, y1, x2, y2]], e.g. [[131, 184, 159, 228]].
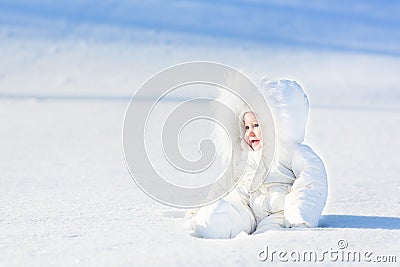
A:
[[259, 79, 309, 146], [259, 79, 310, 183], [208, 78, 311, 195]]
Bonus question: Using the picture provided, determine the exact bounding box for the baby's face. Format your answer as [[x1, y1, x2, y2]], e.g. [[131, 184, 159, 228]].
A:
[[243, 112, 263, 151]]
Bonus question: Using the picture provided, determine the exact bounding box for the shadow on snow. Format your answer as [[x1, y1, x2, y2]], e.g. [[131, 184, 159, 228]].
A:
[[319, 215, 400, 230]]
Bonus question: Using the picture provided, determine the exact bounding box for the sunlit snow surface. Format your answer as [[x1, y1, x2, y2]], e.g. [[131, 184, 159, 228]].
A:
[[1, 83, 399, 266], [1, 1, 400, 266]]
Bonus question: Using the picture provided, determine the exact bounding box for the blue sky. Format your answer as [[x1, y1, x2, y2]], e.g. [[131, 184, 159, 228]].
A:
[[1, 0, 400, 56]]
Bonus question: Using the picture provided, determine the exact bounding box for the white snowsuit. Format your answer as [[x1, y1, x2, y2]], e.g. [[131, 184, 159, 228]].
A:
[[192, 79, 328, 239]]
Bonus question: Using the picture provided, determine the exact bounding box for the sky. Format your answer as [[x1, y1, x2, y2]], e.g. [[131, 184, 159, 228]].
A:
[[0, 0, 399, 56]]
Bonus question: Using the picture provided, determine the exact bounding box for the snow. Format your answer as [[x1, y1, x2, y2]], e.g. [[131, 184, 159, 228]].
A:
[[1, 3, 400, 264], [1, 82, 399, 265]]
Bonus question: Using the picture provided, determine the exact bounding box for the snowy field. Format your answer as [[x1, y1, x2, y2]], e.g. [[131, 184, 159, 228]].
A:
[[1, 1, 400, 266], [1, 44, 400, 266]]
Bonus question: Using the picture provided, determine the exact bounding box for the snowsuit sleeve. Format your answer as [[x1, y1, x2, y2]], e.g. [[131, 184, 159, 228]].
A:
[[284, 144, 328, 227]]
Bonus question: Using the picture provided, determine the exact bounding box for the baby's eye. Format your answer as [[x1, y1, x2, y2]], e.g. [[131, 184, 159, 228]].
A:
[[254, 123, 259, 127], [245, 126, 249, 130]]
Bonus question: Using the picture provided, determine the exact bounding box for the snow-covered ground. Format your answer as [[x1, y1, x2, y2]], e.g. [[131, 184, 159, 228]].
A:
[[1, 1, 400, 265], [1, 41, 399, 266]]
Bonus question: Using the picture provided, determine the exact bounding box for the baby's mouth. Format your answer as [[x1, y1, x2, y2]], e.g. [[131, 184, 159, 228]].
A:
[[251, 139, 260, 146]]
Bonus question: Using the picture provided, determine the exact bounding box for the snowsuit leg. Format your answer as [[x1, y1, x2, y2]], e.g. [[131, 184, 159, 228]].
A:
[[249, 183, 290, 234], [192, 191, 256, 239], [252, 211, 286, 234]]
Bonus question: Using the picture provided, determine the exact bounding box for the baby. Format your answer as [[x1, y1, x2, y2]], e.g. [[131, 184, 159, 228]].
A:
[[191, 79, 328, 238]]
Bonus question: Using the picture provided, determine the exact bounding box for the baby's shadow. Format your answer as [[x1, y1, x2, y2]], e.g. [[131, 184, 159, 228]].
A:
[[319, 214, 400, 230]]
